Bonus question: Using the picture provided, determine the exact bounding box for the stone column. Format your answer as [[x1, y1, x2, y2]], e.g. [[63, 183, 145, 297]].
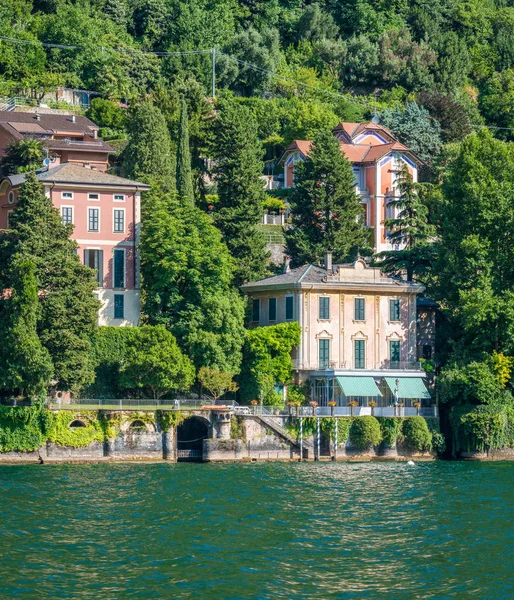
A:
[[162, 429, 175, 461], [214, 411, 232, 440]]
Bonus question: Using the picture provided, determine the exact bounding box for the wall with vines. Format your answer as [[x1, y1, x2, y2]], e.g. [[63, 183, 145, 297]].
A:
[[0, 406, 186, 452]]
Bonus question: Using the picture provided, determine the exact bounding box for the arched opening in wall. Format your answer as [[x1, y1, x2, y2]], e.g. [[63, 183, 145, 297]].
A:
[[176, 417, 209, 461], [69, 420, 86, 429], [129, 420, 146, 430]]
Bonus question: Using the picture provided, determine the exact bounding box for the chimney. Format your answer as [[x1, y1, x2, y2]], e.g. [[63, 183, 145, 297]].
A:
[[283, 256, 291, 273], [71, 114, 76, 123], [325, 251, 333, 272]]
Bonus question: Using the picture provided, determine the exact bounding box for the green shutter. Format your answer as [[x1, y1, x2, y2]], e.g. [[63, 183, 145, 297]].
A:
[[319, 339, 330, 369], [355, 298, 365, 320], [354, 339, 365, 369], [113, 249, 124, 288]]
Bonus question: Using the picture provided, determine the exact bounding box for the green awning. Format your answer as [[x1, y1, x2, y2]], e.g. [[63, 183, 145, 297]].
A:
[[384, 377, 431, 400], [336, 376, 382, 397]]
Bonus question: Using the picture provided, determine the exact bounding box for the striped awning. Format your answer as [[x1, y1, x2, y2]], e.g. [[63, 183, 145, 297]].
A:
[[336, 376, 382, 397], [384, 377, 431, 400]]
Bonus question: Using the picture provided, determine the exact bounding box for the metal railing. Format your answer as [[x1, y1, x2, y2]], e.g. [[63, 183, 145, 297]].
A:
[[314, 406, 438, 418], [47, 398, 237, 411], [299, 360, 424, 372]]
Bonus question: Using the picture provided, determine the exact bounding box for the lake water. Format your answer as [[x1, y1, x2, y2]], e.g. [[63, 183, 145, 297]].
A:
[[0, 461, 512, 599]]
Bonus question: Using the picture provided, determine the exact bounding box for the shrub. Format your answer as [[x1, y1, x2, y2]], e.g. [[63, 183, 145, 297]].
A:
[[349, 416, 382, 449], [401, 416, 432, 451], [379, 417, 401, 447]]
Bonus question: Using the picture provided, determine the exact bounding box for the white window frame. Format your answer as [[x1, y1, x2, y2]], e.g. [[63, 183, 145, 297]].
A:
[[61, 191, 74, 200], [113, 247, 126, 289], [112, 207, 125, 233], [61, 205, 74, 225], [87, 206, 100, 232], [113, 293, 125, 319], [113, 193, 125, 202], [7, 191, 14, 204], [88, 193, 100, 201]]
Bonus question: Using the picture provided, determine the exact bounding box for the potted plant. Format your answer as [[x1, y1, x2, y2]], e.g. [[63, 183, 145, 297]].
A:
[[368, 400, 377, 416], [348, 400, 359, 417], [328, 400, 337, 417], [309, 400, 318, 416], [413, 400, 421, 415]]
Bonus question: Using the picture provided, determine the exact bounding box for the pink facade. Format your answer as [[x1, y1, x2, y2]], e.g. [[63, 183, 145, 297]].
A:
[[0, 163, 149, 326], [281, 122, 422, 253]]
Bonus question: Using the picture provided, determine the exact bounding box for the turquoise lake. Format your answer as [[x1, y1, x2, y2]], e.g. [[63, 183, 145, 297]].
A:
[[0, 461, 512, 599]]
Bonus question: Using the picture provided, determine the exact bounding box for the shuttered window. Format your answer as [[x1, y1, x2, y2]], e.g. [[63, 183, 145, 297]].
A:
[[319, 339, 330, 369], [268, 298, 277, 321], [354, 340, 365, 369], [83, 249, 103, 285], [390, 340, 401, 367], [113, 249, 125, 288], [114, 294, 124, 319], [319, 296, 330, 320], [390, 299, 401, 321], [285, 296, 294, 320], [252, 299, 260, 322], [354, 298, 365, 321]]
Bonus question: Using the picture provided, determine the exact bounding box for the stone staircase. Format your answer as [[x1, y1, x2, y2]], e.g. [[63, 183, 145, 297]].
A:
[[257, 415, 314, 450]]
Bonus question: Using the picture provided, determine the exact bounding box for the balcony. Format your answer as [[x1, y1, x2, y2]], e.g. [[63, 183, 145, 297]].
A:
[[306, 360, 423, 372]]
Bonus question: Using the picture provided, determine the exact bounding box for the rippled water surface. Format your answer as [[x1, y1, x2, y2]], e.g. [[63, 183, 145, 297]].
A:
[[0, 461, 513, 599]]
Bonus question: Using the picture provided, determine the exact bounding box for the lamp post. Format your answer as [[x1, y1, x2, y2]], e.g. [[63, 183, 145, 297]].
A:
[[299, 417, 303, 461], [394, 378, 400, 417]]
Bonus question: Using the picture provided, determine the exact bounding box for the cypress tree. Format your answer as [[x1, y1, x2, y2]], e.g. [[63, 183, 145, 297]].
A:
[[374, 164, 435, 281], [285, 129, 368, 267], [176, 97, 195, 205], [210, 101, 269, 286], [0, 173, 99, 392], [0, 258, 53, 398], [121, 101, 174, 184]]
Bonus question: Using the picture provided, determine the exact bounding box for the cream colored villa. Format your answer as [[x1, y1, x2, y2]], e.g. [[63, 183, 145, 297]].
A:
[[242, 255, 434, 416]]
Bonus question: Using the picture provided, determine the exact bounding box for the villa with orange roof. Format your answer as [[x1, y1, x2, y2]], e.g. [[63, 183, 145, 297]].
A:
[[280, 121, 422, 253]]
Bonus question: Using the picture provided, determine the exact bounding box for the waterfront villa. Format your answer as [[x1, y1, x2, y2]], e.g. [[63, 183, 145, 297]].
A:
[[279, 121, 422, 253], [0, 163, 149, 326], [242, 254, 435, 416]]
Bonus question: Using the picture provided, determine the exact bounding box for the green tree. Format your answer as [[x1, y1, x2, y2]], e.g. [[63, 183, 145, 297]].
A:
[[239, 322, 301, 404], [380, 102, 442, 163], [210, 101, 269, 285], [86, 97, 126, 132], [120, 325, 195, 399], [140, 185, 246, 373], [121, 101, 174, 183], [433, 130, 514, 360], [102, 0, 128, 27], [198, 367, 239, 402], [285, 129, 368, 267], [0, 139, 46, 175], [176, 97, 194, 205], [0, 173, 99, 391], [0, 258, 53, 398], [375, 163, 435, 281], [479, 69, 514, 140]]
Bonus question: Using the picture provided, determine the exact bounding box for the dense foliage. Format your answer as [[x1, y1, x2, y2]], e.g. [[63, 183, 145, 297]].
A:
[[239, 322, 301, 404], [0, 173, 99, 394]]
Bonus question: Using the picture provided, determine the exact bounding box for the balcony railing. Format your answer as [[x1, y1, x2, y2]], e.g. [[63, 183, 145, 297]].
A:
[[314, 406, 438, 418], [307, 360, 423, 372]]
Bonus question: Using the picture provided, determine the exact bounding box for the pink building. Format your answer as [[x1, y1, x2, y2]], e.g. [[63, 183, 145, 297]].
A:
[[280, 121, 422, 253], [0, 163, 149, 326]]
